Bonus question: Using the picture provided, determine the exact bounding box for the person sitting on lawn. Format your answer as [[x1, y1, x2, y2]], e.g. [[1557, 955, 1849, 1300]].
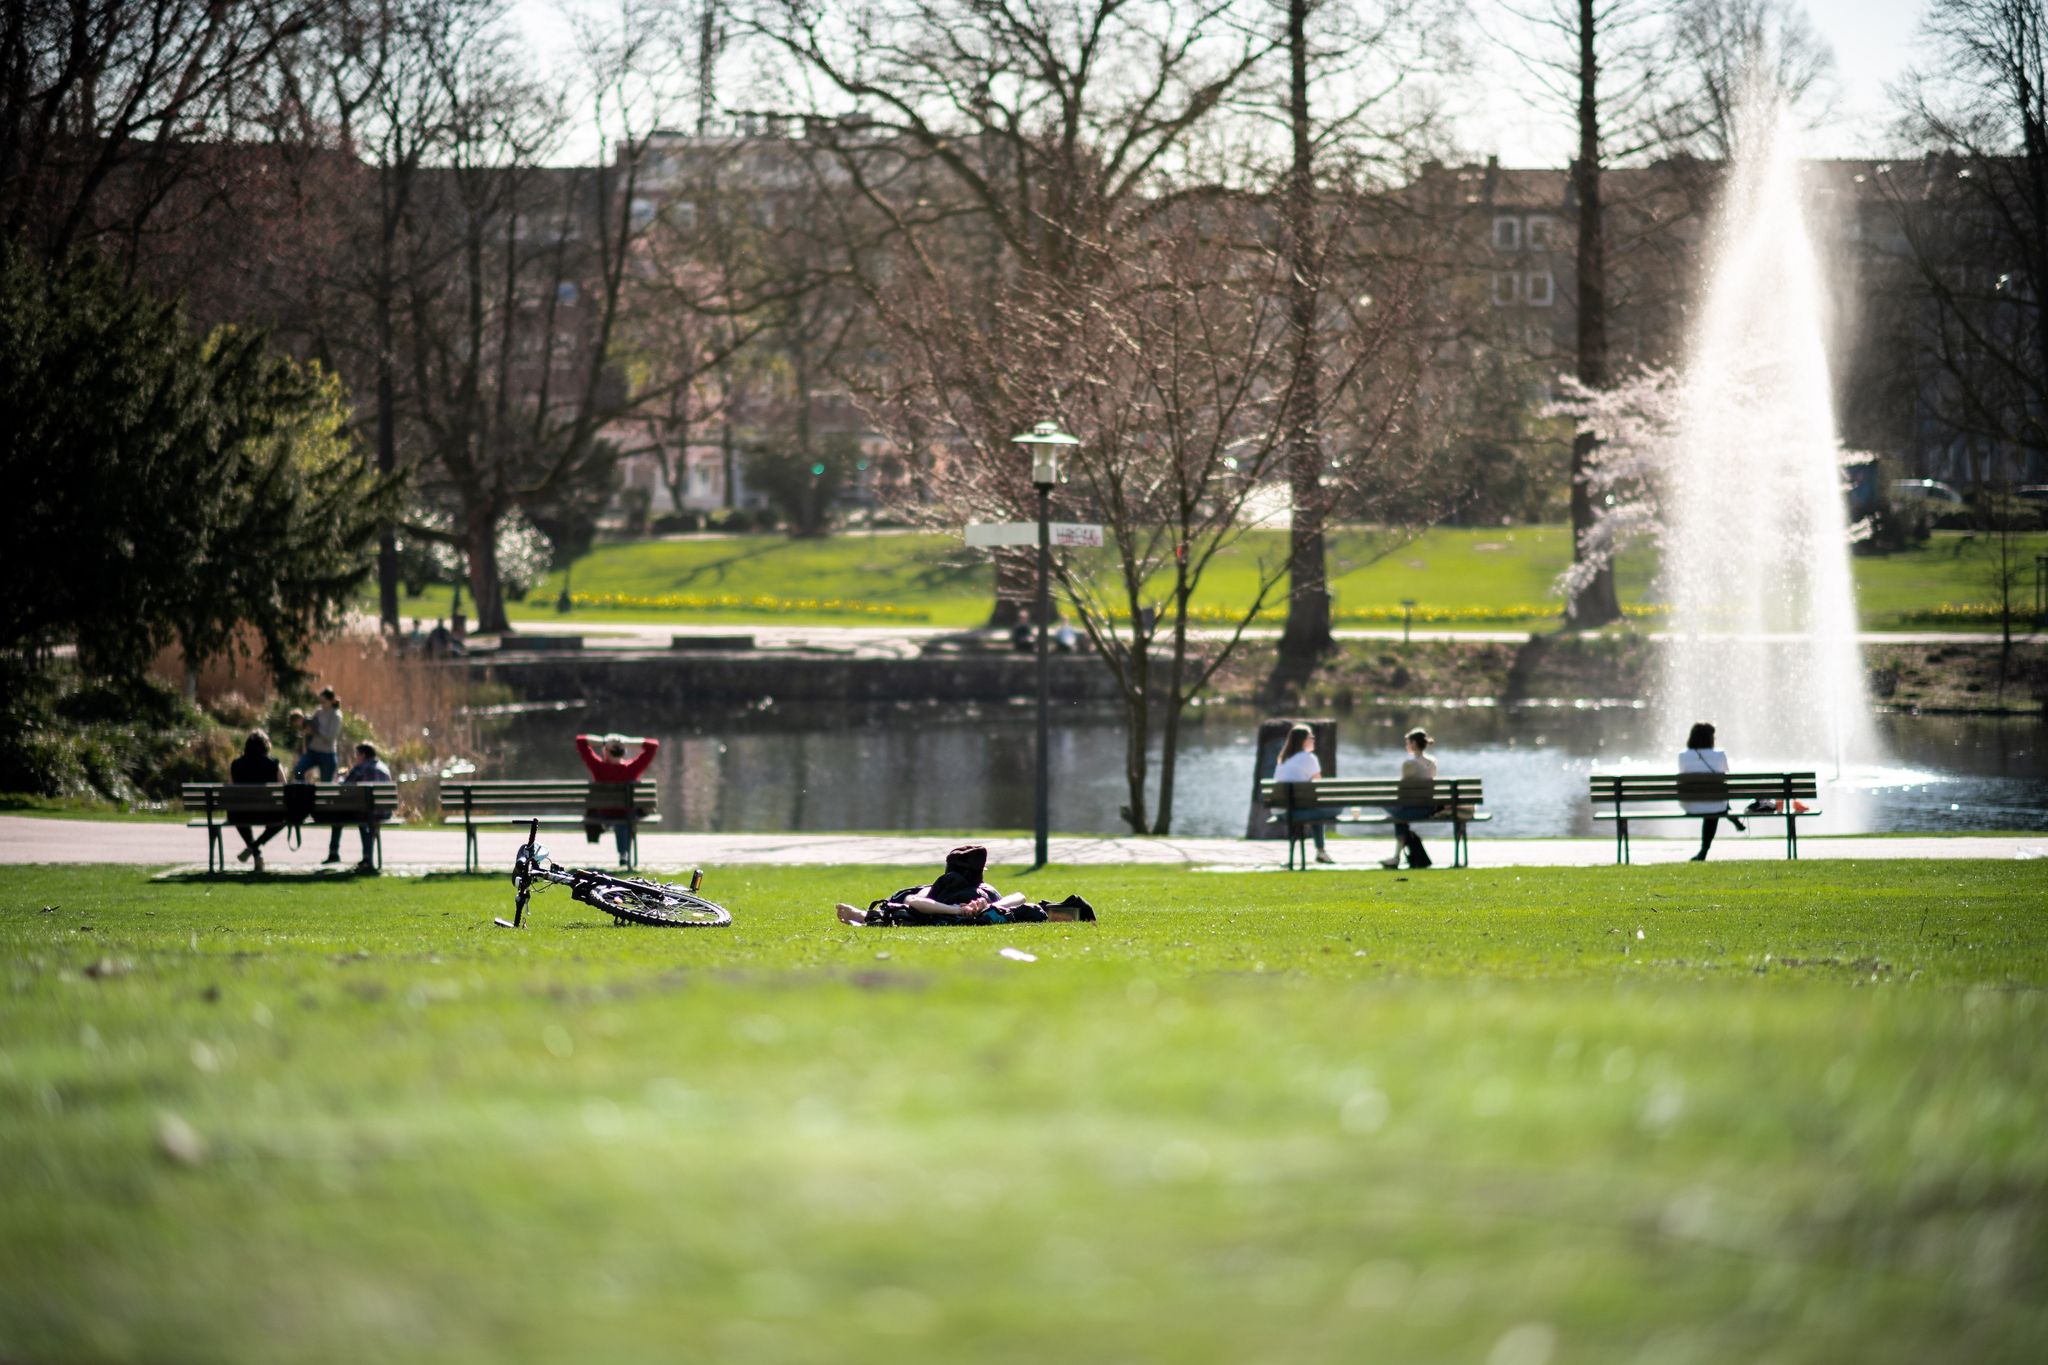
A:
[[324, 742, 392, 873], [836, 844, 1096, 926], [575, 731, 660, 867], [229, 729, 286, 871]]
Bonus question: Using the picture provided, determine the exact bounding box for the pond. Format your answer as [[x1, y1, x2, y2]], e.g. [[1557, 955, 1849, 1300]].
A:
[[481, 699, 2048, 840]]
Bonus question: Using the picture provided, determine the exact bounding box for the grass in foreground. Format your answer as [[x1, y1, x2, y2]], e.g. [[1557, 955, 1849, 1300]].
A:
[[392, 527, 2045, 632], [2, 860, 2044, 1364]]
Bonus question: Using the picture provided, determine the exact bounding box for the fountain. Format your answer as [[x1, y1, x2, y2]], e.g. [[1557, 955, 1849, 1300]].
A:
[[1656, 89, 1878, 771]]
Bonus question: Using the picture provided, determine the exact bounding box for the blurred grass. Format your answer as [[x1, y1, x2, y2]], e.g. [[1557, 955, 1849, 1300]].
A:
[[2, 859, 2044, 1362], [393, 527, 2045, 632]]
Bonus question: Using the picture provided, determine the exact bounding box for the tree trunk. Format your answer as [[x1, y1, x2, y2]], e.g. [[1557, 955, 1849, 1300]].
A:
[[1277, 0, 1334, 665], [1120, 678, 1151, 834], [465, 506, 510, 634], [374, 213, 401, 633], [1567, 0, 1621, 629], [1149, 574, 1194, 834]]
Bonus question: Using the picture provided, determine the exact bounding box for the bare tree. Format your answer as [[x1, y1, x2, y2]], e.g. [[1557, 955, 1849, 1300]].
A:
[[1884, 0, 2048, 500], [0, 0, 330, 264], [1659, 0, 1835, 157], [1500, 0, 1674, 627]]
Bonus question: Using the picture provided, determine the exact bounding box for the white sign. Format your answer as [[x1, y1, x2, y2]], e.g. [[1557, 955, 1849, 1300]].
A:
[[965, 521, 1105, 549]]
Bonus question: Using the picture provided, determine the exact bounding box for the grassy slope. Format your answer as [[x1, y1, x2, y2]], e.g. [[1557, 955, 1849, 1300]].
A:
[[2, 861, 2043, 1364], [398, 528, 2045, 631]]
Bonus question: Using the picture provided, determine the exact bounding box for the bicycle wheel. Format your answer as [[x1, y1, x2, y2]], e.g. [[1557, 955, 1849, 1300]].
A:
[[583, 878, 732, 928]]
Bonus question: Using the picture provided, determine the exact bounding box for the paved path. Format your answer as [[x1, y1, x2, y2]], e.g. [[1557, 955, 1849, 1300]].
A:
[[2, 816, 2040, 876]]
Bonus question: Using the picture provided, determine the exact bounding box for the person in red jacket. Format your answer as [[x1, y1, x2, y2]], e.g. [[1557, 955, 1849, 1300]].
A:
[[575, 732, 660, 866]]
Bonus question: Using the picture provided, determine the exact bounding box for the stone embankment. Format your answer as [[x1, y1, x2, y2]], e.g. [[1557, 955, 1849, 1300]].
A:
[[463, 631, 2045, 714]]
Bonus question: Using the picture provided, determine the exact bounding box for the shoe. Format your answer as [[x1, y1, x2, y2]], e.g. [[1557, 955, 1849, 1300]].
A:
[[1689, 851, 1707, 861], [1409, 856, 1433, 870], [1051, 894, 1096, 922], [1314, 851, 1336, 864], [354, 861, 378, 875], [1729, 816, 1747, 832], [1379, 856, 1401, 870], [236, 846, 253, 863], [322, 853, 341, 865]]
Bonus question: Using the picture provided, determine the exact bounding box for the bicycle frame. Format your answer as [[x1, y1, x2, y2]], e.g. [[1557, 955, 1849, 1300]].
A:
[[501, 818, 711, 928]]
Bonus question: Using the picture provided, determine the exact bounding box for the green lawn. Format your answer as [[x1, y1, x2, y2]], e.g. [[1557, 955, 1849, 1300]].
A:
[[397, 528, 2046, 631], [3, 861, 2044, 1363]]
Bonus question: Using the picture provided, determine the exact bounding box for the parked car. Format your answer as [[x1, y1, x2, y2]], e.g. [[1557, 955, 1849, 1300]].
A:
[[1890, 478, 1966, 506]]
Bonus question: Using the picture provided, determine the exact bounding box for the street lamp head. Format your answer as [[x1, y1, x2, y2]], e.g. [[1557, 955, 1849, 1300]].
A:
[[1011, 419, 1079, 487]]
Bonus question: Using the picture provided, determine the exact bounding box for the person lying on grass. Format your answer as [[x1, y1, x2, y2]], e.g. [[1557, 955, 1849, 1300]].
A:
[[836, 844, 1096, 926]]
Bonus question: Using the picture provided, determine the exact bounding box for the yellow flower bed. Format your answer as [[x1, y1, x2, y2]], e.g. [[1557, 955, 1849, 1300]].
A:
[[570, 591, 930, 621], [1115, 602, 1667, 626]]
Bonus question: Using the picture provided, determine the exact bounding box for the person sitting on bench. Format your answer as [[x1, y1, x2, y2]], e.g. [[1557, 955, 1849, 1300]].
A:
[[837, 845, 1096, 925], [1381, 728, 1437, 870], [575, 732, 661, 867], [230, 729, 286, 871], [325, 742, 392, 873], [1679, 721, 1745, 861], [1272, 723, 1342, 864]]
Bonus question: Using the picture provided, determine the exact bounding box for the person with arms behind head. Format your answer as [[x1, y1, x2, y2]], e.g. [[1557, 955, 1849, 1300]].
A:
[[576, 732, 661, 867]]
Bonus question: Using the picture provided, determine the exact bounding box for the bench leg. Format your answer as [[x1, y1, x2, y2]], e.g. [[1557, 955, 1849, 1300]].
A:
[[1454, 821, 1468, 869], [207, 822, 223, 875], [1617, 819, 1630, 866], [465, 823, 477, 875], [1787, 815, 1798, 861]]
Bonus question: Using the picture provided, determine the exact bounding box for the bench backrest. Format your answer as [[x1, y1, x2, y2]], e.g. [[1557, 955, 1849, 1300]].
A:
[[1259, 777, 1485, 809], [1588, 772, 1820, 805], [182, 782, 398, 819], [444, 779, 658, 818]]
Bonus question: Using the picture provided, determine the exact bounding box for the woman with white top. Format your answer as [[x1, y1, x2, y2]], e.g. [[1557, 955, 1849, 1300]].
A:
[[1677, 721, 1745, 861], [1271, 723, 1342, 864]]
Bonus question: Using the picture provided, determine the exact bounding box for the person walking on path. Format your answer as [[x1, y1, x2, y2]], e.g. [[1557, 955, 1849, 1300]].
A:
[[1679, 721, 1745, 861], [575, 732, 661, 867], [323, 742, 392, 872], [293, 688, 343, 782], [1380, 728, 1438, 870], [229, 730, 286, 871], [1272, 723, 1342, 865]]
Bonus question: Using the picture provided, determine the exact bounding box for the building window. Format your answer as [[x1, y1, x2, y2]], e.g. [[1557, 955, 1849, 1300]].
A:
[[1525, 271, 1555, 306], [1491, 271, 1519, 306], [1492, 216, 1521, 251], [1526, 216, 1556, 251]]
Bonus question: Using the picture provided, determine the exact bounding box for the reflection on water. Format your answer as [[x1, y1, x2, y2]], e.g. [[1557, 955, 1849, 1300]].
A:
[[486, 701, 2046, 839]]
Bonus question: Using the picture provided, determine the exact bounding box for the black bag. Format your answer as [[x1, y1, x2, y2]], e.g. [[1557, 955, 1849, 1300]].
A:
[[281, 782, 318, 849]]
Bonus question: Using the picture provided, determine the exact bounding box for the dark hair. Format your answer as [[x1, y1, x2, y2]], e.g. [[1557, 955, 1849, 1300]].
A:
[[244, 729, 271, 756], [1686, 722, 1716, 749], [1405, 728, 1430, 749], [356, 741, 377, 759], [1279, 723, 1314, 760], [319, 687, 338, 703]]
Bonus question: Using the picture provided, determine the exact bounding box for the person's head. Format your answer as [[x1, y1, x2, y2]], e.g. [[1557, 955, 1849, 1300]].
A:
[[1279, 723, 1315, 760], [244, 729, 271, 757], [319, 687, 337, 707], [287, 708, 305, 725], [603, 732, 628, 759], [1405, 727, 1430, 754], [355, 742, 378, 762], [1686, 721, 1716, 749]]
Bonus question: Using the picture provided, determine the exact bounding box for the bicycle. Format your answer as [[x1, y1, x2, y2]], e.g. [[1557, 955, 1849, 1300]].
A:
[[498, 818, 732, 929]]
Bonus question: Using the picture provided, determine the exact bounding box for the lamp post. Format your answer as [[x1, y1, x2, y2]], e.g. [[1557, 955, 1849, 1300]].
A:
[[1011, 419, 1079, 868]]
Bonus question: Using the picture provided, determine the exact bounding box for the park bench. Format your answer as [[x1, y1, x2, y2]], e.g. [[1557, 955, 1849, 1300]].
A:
[[1258, 777, 1488, 870], [442, 779, 659, 873], [1588, 772, 1822, 864], [182, 782, 400, 874]]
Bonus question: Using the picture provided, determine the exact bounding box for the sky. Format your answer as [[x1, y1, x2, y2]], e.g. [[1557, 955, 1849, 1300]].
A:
[[513, 0, 1934, 168]]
